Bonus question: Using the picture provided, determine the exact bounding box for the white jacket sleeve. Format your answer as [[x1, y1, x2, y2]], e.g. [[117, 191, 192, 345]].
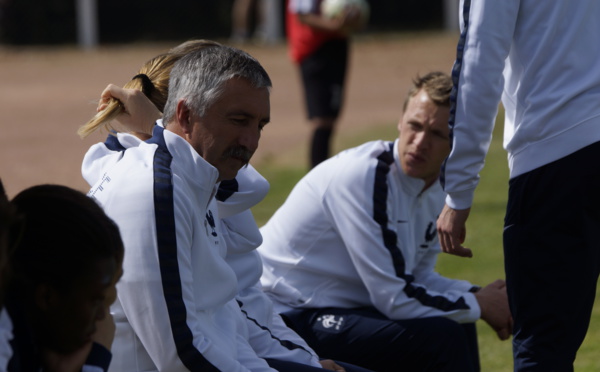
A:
[[413, 246, 476, 294], [239, 284, 321, 367], [443, 0, 520, 209], [411, 244, 481, 320], [234, 332, 278, 372]]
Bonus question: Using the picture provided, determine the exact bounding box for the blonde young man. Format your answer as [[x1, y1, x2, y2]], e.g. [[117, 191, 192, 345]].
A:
[[258, 72, 511, 372]]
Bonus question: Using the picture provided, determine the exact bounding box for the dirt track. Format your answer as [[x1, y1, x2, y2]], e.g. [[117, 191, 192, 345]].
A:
[[0, 31, 459, 197]]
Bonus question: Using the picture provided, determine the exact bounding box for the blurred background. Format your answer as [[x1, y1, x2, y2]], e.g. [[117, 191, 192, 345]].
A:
[[0, 0, 464, 198], [0, 0, 458, 46], [1, 2, 599, 371]]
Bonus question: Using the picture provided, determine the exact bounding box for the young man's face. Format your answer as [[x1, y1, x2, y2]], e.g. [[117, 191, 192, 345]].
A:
[[188, 77, 270, 182], [397, 89, 451, 189], [41, 257, 119, 353]]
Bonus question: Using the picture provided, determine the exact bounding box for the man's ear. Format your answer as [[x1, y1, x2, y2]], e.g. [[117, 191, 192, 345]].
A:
[[35, 283, 59, 311], [175, 100, 194, 136]]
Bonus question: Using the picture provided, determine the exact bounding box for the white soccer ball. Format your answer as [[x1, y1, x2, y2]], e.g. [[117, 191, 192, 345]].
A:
[[320, 0, 370, 28]]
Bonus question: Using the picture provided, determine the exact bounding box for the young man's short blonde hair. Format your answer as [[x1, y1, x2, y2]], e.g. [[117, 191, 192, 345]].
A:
[[403, 71, 452, 112]]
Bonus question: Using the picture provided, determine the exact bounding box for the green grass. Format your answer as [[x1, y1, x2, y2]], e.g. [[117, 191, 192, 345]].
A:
[[252, 112, 600, 371]]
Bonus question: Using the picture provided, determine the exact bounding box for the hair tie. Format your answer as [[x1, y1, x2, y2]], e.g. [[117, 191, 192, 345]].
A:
[[132, 73, 155, 98]]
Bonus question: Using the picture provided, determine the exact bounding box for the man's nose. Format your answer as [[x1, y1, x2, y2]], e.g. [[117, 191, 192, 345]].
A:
[[414, 131, 430, 150], [239, 125, 260, 152]]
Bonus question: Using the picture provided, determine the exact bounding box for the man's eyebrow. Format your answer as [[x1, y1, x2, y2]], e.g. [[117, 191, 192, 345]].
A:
[[228, 109, 270, 123]]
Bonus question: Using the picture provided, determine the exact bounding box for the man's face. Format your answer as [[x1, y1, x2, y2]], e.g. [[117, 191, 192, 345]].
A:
[[188, 78, 270, 181], [397, 89, 451, 189], [41, 257, 118, 353]]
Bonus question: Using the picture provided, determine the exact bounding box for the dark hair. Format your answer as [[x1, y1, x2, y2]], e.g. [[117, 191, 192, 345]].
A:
[[403, 71, 452, 112], [9, 184, 124, 293]]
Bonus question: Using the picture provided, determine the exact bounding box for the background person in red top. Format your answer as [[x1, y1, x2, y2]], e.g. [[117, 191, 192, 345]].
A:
[[286, 0, 365, 168]]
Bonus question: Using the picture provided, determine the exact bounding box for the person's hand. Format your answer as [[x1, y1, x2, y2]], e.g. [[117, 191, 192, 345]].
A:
[[92, 309, 116, 350], [98, 84, 161, 138], [319, 359, 346, 371], [42, 342, 93, 372], [42, 308, 116, 371], [437, 204, 473, 257], [474, 279, 513, 340]]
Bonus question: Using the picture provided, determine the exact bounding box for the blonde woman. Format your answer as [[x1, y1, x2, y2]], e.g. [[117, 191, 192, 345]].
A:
[[78, 39, 221, 140]]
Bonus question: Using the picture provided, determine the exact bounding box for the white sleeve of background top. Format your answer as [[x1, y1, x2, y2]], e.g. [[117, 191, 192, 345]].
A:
[[323, 157, 479, 323], [443, 0, 520, 209]]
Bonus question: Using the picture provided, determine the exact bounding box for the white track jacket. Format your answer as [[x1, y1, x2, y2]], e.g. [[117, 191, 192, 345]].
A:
[[87, 126, 275, 372], [83, 126, 320, 370], [259, 140, 481, 323], [443, 0, 600, 209]]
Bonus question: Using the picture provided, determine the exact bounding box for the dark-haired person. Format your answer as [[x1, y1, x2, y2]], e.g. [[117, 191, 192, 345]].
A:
[[1, 183, 123, 372], [258, 72, 511, 372]]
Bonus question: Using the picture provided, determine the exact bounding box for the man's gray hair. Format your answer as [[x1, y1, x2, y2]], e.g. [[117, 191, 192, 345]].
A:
[[162, 45, 272, 122]]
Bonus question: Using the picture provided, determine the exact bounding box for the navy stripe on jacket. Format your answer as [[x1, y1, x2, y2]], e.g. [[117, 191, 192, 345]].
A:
[[441, 0, 472, 189], [372, 142, 469, 312], [147, 125, 220, 371]]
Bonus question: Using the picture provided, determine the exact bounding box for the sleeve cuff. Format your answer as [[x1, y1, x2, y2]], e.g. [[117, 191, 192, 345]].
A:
[[464, 292, 481, 322], [445, 189, 476, 210]]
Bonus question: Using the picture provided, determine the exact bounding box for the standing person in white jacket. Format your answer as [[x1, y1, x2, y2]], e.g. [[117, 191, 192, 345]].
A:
[[436, 1, 600, 370], [258, 72, 512, 372]]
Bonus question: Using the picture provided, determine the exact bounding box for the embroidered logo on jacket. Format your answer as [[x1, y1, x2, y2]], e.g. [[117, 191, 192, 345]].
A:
[[315, 314, 345, 333], [425, 221, 436, 242], [420, 222, 437, 249]]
